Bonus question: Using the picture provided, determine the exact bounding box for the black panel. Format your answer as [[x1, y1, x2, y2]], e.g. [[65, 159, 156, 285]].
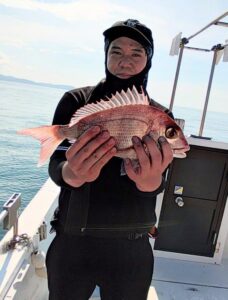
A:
[[168, 148, 227, 200], [154, 196, 216, 256], [155, 145, 228, 257]]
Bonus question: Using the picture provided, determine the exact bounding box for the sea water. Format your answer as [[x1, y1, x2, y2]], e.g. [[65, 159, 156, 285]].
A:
[[0, 80, 228, 238]]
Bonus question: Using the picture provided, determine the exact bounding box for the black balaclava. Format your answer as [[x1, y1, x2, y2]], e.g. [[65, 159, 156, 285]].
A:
[[102, 19, 154, 98]]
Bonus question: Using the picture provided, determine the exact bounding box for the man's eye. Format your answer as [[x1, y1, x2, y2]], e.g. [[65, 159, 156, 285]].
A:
[[112, 51, 121, 55], [132, 53, 141, 57]]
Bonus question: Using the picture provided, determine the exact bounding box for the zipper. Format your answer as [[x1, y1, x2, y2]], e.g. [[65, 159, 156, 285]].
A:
[[81, 223, 155, 232]]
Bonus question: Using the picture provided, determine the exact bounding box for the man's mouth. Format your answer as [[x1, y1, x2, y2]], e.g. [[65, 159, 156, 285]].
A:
[[116, 73, 132, 79]]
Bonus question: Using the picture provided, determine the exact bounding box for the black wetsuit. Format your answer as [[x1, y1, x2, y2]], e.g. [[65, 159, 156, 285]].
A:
[[46, 81, 173, 300]]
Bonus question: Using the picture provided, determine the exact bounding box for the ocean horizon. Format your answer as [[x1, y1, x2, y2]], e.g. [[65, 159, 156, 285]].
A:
[[0, 79, 228, 238]]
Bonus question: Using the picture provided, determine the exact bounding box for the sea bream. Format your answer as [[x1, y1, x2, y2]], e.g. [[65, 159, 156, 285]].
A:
[[18, 86, 190, 166]]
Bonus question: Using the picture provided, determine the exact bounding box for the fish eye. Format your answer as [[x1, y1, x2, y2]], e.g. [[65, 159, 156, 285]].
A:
[[165, 127, 177, 139]]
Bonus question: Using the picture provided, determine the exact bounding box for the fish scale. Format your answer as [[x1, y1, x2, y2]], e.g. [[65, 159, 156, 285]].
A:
[[109, 118, 147, 148], [77, 118, 148, 149]]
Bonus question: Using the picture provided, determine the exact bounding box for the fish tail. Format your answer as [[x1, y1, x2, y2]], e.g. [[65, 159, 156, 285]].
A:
[[18, 125, 64, 167]]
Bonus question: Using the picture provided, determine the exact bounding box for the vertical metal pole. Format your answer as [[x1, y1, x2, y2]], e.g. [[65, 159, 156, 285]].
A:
[[169, 44, 185, 111], [198, 50, 217, 136], [13, 219, 18, 237]]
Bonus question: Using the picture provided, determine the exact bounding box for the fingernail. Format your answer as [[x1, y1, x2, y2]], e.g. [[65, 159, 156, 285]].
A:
[[92, 126, 100, 133], [149, 131, 157, 139], [159, 136, 166, 143], [142, 134, 150, 142], [102, 131, 109, 138], [107, 138, 115, 146], [111, 147, 117, 154], [132, 136, 140, 144]]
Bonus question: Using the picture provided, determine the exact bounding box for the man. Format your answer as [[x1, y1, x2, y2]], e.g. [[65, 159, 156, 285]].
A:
[[46, 19, 173, 300]]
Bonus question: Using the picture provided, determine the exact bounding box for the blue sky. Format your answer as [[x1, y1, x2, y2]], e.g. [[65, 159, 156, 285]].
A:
[[0, 0, 227, 112]]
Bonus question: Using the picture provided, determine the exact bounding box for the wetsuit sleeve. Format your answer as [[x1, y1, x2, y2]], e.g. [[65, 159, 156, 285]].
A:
[[48, 91, 82, 189]]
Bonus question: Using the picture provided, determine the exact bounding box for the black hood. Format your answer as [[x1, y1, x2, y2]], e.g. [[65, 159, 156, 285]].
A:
[[102, 19, 154, 97]]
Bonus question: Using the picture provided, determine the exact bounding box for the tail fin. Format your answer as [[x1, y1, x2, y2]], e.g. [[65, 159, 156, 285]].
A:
[[18, 125, 64, 167]]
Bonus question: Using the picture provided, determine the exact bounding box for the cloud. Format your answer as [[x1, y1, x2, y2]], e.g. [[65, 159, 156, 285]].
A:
[[0, 52, 11, 65], [0, 0, 180, 56], [1, 0, 227, 113], [67, 46, 97, 55], [0, 1, 171, 55], [0, 36, 26, 48], [0, 51, 24, 77], [0, 0, 139, 22], [0, 14, 100, 50]]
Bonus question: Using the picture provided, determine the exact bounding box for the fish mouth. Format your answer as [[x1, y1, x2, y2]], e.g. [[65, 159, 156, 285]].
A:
[[173, 145, 190, 158], [173, 152, 187, 158]]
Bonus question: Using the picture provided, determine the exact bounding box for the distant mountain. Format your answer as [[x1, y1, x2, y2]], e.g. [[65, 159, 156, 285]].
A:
[[0, 74, 74, 90]]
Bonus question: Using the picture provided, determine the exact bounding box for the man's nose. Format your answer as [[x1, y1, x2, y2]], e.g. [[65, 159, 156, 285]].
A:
[[118, 56, 132, 67]]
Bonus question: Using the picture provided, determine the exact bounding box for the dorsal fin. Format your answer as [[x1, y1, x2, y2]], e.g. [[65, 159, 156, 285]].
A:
[[70, 86, 149, 126]]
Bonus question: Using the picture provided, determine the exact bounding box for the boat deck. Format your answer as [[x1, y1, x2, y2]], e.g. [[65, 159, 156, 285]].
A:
[[90, 249, 228, 299]]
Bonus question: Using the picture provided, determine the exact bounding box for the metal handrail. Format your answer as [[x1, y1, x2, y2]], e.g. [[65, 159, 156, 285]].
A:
[[214, 21, 228, 28], [198, 48, 218, 136], [169, 44, 185, 111], [187, 11, 228, 41], [169, 12, 228, 137]]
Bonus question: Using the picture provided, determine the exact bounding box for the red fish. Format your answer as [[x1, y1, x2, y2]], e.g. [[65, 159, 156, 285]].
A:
[[18, 86, 190, 166]]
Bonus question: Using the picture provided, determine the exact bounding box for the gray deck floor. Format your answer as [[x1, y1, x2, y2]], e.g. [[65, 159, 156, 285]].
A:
[[152, 255, 228, 299], [90, 254, 228, 300]]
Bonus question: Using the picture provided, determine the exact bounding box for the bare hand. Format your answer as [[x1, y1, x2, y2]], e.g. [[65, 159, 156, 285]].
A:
[[62, 126, 116, 187], [124, 131, 173, 192]]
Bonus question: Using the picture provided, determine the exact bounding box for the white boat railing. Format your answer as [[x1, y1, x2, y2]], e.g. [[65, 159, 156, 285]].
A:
[[0, 178, 59, 299], [169, 11, 228, 137]]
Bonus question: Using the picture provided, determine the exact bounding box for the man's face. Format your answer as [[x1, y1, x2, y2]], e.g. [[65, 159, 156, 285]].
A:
[[107, 36, 147, 79]]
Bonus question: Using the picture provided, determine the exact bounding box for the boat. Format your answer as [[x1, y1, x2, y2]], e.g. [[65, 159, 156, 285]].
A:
[[0, 12, 228, 300]]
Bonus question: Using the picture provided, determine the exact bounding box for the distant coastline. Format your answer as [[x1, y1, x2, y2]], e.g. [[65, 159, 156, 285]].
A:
[[0, 74, 74, 90]]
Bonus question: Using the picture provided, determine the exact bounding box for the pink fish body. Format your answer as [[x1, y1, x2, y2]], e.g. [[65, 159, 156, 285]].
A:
[[18, 86, 190, 166]]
